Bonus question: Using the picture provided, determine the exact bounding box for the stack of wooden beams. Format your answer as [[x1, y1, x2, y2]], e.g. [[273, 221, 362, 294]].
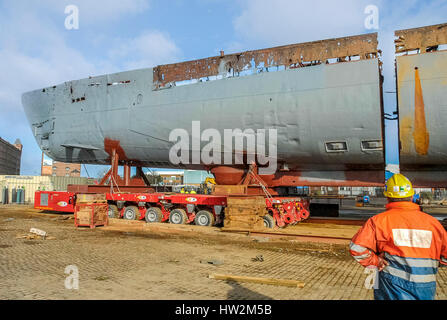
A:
[[224, 196, 266, 229]]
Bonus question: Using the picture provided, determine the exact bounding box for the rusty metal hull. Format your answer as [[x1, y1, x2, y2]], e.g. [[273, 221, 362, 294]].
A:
[[22, 40, 385, 186], [397, 51, 447, 186], [394, 23, 447, 187]]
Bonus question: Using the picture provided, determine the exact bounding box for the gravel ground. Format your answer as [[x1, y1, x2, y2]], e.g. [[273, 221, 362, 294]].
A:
[[0, 205, 446, 300]]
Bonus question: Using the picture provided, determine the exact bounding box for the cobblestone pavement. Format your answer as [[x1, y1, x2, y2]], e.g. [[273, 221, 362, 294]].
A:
[[0, 205, 446, 300]]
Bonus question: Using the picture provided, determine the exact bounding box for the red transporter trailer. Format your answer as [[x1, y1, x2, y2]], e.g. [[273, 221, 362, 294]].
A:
[[107, 192, 227, 226], [34, 190, 226, 227], [34, 190, 310, 228], [34, 158, 310, 228]]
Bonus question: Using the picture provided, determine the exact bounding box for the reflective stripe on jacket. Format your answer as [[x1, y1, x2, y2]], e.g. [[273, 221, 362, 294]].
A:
[[350, 201, 447, 300]]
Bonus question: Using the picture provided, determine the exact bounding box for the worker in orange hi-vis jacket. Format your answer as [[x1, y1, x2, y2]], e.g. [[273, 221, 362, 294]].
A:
[[350, 174, 447, 300]]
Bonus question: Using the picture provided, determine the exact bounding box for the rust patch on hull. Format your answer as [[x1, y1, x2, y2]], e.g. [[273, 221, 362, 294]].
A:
[[413, 68, 429, 155], [153, 33, 379, 89], [395, 23, 447, 54], [399, 116, 413, 155]]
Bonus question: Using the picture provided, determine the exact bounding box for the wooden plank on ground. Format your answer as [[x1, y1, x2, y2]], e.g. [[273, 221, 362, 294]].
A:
[[209, 273, 305, 288]]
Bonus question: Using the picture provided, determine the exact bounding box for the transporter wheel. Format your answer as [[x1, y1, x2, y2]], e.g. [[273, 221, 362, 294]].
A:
[[123, 206, 140, 220], [145, 207, 163, 223], [169, 208, 188, 224], [108, 204, 119, 219], [194, 210, 215, 227], [263, 214, 275, 229]]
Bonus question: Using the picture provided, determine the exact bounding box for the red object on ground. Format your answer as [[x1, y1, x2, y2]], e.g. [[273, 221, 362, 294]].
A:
[[266, 197, 310, 228], [74, 203, 109, 229], [34, 191, 76, 213], [34, 191, 310, 228]]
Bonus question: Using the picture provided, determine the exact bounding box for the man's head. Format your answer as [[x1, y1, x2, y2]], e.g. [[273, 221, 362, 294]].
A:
[[384, 173, 414, 202]]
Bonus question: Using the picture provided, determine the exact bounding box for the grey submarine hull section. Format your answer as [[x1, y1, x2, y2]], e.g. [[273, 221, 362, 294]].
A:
[[22, 58, 385, 174]]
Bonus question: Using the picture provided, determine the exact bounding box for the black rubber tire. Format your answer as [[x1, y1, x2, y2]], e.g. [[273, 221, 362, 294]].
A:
[[194, 210, 215, 227], [108, 204, 119, 219], [169, 208, 188, 224], [263, 214, 275, 229], [145, 207, 163, 223], [123, 206, 140, 220]]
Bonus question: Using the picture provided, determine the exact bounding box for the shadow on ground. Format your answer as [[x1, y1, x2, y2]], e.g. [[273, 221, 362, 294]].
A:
[[226, 281, 273, 300]]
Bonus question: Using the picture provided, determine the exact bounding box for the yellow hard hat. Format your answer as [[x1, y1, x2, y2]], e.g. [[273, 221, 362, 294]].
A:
[[383, 174, 414, 198]]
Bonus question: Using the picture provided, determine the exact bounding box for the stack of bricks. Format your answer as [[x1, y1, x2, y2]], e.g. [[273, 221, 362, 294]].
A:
[[224, 196, 266, 229]]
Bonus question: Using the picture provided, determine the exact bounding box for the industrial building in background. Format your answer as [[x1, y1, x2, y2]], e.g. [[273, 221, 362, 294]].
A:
[[0, 175, 94, 204], [152, 170, 183, 185], [41, 160, 81, 177], [0, 137, 22, 175]]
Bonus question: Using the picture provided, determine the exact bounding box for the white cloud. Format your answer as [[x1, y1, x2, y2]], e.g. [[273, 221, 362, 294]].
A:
[[0, 1, 180, 175], [0, 7, 97, 112], [108, 31, 182, 70], [26, 0, 151, 24], [233, 0, 372, 47], [378, 0, 447, 31]]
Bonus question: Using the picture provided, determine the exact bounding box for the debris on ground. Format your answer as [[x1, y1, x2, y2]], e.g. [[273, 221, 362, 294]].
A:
[[252, 236, 270, 242], [16, 233, 56, 240], [168, 259, 180, 264], [251, 255, 264, 262], [30, 227, 47, 238], [3, 218, 14, 222], [209, 273, 305, 288], [15, 228, 55, 240], [52, 216, 72, 221], [94, 276, 110, 281], [200, 259, 224, 266]]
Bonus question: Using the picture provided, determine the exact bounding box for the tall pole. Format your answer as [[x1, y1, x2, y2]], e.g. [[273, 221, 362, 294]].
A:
[[41, 151, 44, 176]]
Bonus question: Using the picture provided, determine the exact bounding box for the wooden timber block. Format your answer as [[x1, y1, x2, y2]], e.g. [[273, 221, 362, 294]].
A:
[[76, 193, 107, 204], [226, 207, 265, 216], [74, 203, 108, 228], [209, 273, 305, 288], [213, 185, 248, 195], [224, 195, 267, 229], [225, 215, 260, 222], [224, 216, 263, 229], [226, 196, 265, 206]]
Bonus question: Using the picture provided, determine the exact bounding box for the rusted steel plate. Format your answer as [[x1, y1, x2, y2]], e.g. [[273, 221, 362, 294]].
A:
[[395, 23, 447, 54], [153, 33, 378, 89], [397, 51, 447, 167], [396, 24, 447, 187]]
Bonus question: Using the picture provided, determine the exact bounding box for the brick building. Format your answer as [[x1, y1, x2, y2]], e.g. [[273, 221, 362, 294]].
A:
[[42, 160, 81, 177], [0, 138, 22, 175], [153, 170, 183, 185]]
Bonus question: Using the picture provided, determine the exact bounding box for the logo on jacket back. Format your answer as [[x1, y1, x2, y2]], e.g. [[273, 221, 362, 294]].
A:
[[392, 229, 433, 248]]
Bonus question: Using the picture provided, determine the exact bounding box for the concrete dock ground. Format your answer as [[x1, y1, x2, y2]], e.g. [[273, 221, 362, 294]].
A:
[[0, 204, 446, 300]]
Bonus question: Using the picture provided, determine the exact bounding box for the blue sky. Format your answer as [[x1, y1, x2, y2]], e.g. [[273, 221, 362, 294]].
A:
[[1, 0, 447, 177]]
